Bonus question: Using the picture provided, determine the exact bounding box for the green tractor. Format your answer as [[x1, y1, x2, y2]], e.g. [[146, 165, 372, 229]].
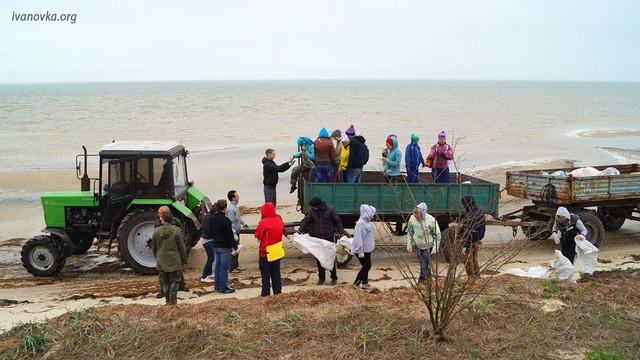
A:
[[21, 141, 212, 276]]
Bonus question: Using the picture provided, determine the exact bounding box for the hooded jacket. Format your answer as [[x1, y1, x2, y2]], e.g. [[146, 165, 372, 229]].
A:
[[405, 141, 425, 169], [427, 142, 453, 169], [460, 196, 486, 246], [151, 223, 187, 272], [352, 204, 376, 254], [262, 156, 291, 187], [347, 135, 368, 169], [293, 136, 316, 162], [383, 136, 402, 176], [299, 198, 345, 240], [254, 202, 285, 258], [407, 202, 441, 249], [313, 128, 336, 167]]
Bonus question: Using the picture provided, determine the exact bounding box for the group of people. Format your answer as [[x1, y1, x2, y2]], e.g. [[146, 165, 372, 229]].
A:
[[261, 126, 455, 205]]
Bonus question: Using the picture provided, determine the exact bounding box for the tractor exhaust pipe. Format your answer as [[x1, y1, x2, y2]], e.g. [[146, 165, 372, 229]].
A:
[[80, 145, 90, 191]]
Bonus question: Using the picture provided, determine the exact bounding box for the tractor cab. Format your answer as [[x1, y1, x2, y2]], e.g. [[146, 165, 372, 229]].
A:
[[98, 141, 190, 227]]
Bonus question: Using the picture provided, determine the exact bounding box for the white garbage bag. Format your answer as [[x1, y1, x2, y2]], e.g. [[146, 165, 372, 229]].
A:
[[293, 233, 337, 270], [337, 235, 354, 263], [575, 236, 599, 275], [569, 167, 600, 177], [505, 266, 548, 278], [550, 250, 577, 283], [599, 167, 620, 176]]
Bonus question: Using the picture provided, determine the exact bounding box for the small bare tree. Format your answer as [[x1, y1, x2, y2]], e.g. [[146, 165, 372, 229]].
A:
[[371, 134, 540, 340]]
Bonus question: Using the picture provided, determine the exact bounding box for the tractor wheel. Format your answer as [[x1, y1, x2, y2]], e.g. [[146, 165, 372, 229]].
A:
[[21, 235, 67, 276], [440, 227, 463, 263], [597, 206, 627, 231], [575, 211, 605, 248], [117, 209, 158, 275]]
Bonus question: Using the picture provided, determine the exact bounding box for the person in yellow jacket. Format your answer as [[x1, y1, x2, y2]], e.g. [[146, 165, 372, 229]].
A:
[[337, 135, 350, 182], [407, 202, 441, 283]]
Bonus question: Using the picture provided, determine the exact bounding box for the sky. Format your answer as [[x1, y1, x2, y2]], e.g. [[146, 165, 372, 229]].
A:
[[1, 0, 639, 83]]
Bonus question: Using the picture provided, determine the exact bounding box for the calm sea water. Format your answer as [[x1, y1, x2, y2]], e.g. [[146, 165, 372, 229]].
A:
[[1, 80, 639, 173], [0, 80, 639, 238]]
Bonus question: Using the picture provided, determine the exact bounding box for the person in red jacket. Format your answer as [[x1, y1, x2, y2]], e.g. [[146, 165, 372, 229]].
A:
[[254, 202, 284, 297]]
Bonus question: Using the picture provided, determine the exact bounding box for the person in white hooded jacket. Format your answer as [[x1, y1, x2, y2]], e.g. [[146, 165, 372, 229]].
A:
[[407, 202, 441, 282], [552, 206, 588, 264], [352, 204, 376, 291]]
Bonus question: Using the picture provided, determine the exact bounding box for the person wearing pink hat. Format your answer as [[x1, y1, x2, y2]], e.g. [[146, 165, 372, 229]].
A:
[[426, 131, 453, 184]]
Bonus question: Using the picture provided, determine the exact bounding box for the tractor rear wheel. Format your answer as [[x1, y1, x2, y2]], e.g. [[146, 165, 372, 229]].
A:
[[117, 209, 158, 275], [21, 235, 67, 276]]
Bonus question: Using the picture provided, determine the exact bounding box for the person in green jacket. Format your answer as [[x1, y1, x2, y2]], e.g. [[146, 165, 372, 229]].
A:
[[151, 211, 187, 305], [407, 202, 441, 283]]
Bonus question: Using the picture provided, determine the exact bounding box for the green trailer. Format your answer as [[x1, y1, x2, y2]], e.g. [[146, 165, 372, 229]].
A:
[[298, 171, 500, 231]]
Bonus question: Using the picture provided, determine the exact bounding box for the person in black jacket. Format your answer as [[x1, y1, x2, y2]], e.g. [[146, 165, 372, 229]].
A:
[[206, 199, 238, 294], [460, 196, 486, 279], [262, 148, 295, 205], [298, 196, 347, 286], [345, 128, 368, 183]]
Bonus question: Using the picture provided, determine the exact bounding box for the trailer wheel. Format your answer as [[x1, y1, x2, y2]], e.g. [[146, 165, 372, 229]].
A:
[[596, 206, 627, 231], [21, 235, 67, 276], [575, 211, 605, 248], [117, 209, 158, 275], [522, 224, 552, 241]]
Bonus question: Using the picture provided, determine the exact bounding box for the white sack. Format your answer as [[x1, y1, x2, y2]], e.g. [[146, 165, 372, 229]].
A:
[[569, 167, 600, 177], [293, 233, 337, 270], [550, 250, 577, 283], [505, 266, 548, 278], [575, 237, 599, 275], [599, 167, 620, 176], [337, 235, 354, 263]]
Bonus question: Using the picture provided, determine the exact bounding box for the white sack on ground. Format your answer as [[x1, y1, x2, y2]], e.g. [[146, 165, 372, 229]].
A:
[[505, 266, 548, 278], [575, 237, 599, 275], [293, 233, 337, 270], [550, 250, 577, 283]]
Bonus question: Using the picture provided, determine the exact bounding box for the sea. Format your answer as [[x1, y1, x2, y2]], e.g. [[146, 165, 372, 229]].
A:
[[1, 80, 639, 240]]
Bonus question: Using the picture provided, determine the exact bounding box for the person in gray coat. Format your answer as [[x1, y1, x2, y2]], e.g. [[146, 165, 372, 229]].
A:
[[352, 204, 376, 291]]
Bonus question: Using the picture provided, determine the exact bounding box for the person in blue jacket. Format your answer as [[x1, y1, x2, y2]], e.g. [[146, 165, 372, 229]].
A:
[[290, 136, 316, 193], [382, 135, 402, 183], [405, 134, 425, 183]]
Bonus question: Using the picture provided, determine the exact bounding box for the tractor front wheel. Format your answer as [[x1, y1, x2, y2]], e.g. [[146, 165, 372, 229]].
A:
[[21, 235, 67, 276], [117, 209, 158, 275]]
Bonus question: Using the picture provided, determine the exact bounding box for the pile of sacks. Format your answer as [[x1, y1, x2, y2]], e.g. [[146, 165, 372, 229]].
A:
[[545, 166, 620, 178]]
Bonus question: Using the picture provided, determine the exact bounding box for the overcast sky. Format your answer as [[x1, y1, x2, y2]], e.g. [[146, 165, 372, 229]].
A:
[[1, 0, 639, 83]]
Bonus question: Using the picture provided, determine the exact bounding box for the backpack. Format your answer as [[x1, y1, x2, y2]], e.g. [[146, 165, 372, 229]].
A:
[[352, 137, 369, 167]]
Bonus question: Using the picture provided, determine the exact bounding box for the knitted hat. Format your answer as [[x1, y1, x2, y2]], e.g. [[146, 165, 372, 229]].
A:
[[556, 207, 570, 219], [438, 131, 446, 139], [331, 129, 342, 138], [411, 134, 419, 143], [345, 125, 356, 136]]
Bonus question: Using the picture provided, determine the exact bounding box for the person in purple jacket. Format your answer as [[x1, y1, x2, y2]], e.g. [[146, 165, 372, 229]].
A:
[[426, 131, 454, 184]]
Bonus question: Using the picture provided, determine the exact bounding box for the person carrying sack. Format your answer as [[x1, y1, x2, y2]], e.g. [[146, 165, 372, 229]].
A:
[[255, 202, 285, 297], [551, 207, 588, 264]]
